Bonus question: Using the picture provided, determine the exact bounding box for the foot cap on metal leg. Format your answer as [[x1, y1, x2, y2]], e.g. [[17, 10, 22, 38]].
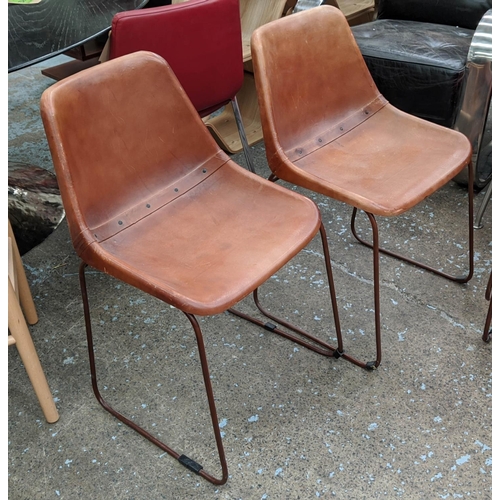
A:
[[179, 455, 203, 474]]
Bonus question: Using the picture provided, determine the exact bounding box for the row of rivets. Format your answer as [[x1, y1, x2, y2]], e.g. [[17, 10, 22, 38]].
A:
[[292, 108, 372, 157], [287, 105, 378, 161], [115, 167, 211, 225]]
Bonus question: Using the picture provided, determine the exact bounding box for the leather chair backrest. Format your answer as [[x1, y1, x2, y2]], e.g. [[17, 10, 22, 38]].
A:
[[40, 51, 225, 257], [110, 0, 243, 117], [252, 6, 380, 172], [377, 0, 491, 30]]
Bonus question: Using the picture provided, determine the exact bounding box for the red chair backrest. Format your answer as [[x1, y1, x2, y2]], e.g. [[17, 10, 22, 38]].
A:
[[110, 0, 244, 117]]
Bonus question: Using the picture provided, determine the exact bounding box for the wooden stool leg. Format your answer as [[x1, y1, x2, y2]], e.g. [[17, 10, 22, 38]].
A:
[[8, 220, 38, 325], [8, 279, 59, 423]]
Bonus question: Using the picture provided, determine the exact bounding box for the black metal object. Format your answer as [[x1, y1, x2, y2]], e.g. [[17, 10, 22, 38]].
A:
[[8, 0, 149, 72], [482, 273, 492, 342], [178, 455, 203, 474]]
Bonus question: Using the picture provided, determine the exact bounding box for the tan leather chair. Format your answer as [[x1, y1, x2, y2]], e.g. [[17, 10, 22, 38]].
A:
[[40, 51, 349, 485], [251, 6, 475, 369], [8, 220, 59, 424]]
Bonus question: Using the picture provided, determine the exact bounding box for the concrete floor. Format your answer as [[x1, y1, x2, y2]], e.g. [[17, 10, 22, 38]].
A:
[[8, 55, 492, 499]]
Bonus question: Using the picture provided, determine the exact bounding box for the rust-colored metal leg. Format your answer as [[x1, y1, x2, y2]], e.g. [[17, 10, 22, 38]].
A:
[[229, 295, 338, 357], [345, 163, 474, 367], [79, 262, 228, 485], [344, 211, 383, 369], [482, 273, 492, 342], [350, 162, 475, 284], [230, 223, 377, 369]]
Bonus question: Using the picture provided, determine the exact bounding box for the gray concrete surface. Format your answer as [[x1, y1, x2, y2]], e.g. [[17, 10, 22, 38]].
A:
[[8, 55, 492, 499]]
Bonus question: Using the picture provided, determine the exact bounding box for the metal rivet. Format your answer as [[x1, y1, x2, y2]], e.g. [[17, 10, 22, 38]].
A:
[[296, 148, 303, 154], [340, 127, 344, 131], [118, 220, 123, 225], [365, 110, 369, 114], [202, 169, 207, 173], [146, 204, 151, 208], [174, 188, 179, 192], [318, 138, 323, 143]]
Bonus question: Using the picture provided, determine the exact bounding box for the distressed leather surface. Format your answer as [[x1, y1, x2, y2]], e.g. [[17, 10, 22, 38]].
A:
[[377, 0, 492, 30], [110, 0, 243, 117], [351, 20, 473, 127], [251, 6, 472, 217], [351, 0, 491, 126], [40, 51, 321, 315]]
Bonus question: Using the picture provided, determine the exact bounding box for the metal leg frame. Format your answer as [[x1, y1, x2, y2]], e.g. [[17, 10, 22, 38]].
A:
[[349, 162, 475, 365], [351, 162, 474, 283], [231, 97, 256, 174], [474, 180, 492, 229], [79, 262, 228, 485], [229, 223, 379, 370]]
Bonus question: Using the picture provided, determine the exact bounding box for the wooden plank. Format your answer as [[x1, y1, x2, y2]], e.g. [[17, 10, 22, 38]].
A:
[[206, 0, 375, 154], [204, 72, 262, 153], [240, 0, 289, 62], [338, 0, 375, 25], [41, 57, 101, 81]]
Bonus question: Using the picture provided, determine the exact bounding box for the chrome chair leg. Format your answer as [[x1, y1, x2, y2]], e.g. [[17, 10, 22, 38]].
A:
[[231, 97, 256, 174], [474, 180, 492, 229]]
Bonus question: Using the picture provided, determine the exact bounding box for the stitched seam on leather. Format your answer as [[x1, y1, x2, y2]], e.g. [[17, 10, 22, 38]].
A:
[[91, 152, 229, 242], [284, 95, 388, 162]]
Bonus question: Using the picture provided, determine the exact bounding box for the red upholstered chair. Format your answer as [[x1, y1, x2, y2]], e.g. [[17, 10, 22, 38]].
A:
[[251, 6, 475, 368], [40, 50, 353, 485], [109, 0, 256, 173]]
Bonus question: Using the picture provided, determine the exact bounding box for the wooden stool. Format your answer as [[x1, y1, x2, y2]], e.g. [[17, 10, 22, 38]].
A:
[[8, 220, 59, 424]]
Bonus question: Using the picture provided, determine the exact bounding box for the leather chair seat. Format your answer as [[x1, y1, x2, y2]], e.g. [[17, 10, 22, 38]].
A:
[[351, 19, 474, 127]]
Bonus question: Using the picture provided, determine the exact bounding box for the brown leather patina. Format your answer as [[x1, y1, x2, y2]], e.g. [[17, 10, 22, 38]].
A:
[[251, 5, 475, 370], [40, 51, 321, 316], [251, 6, 472, 217]]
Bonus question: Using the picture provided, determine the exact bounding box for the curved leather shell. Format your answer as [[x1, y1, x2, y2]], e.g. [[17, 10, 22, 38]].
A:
[[110, 0, 243, 117], [253, 6, 381, 160], [377, 0, 492, 30], [40, 51, 321, 315], [251, 6, 471, 217]]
